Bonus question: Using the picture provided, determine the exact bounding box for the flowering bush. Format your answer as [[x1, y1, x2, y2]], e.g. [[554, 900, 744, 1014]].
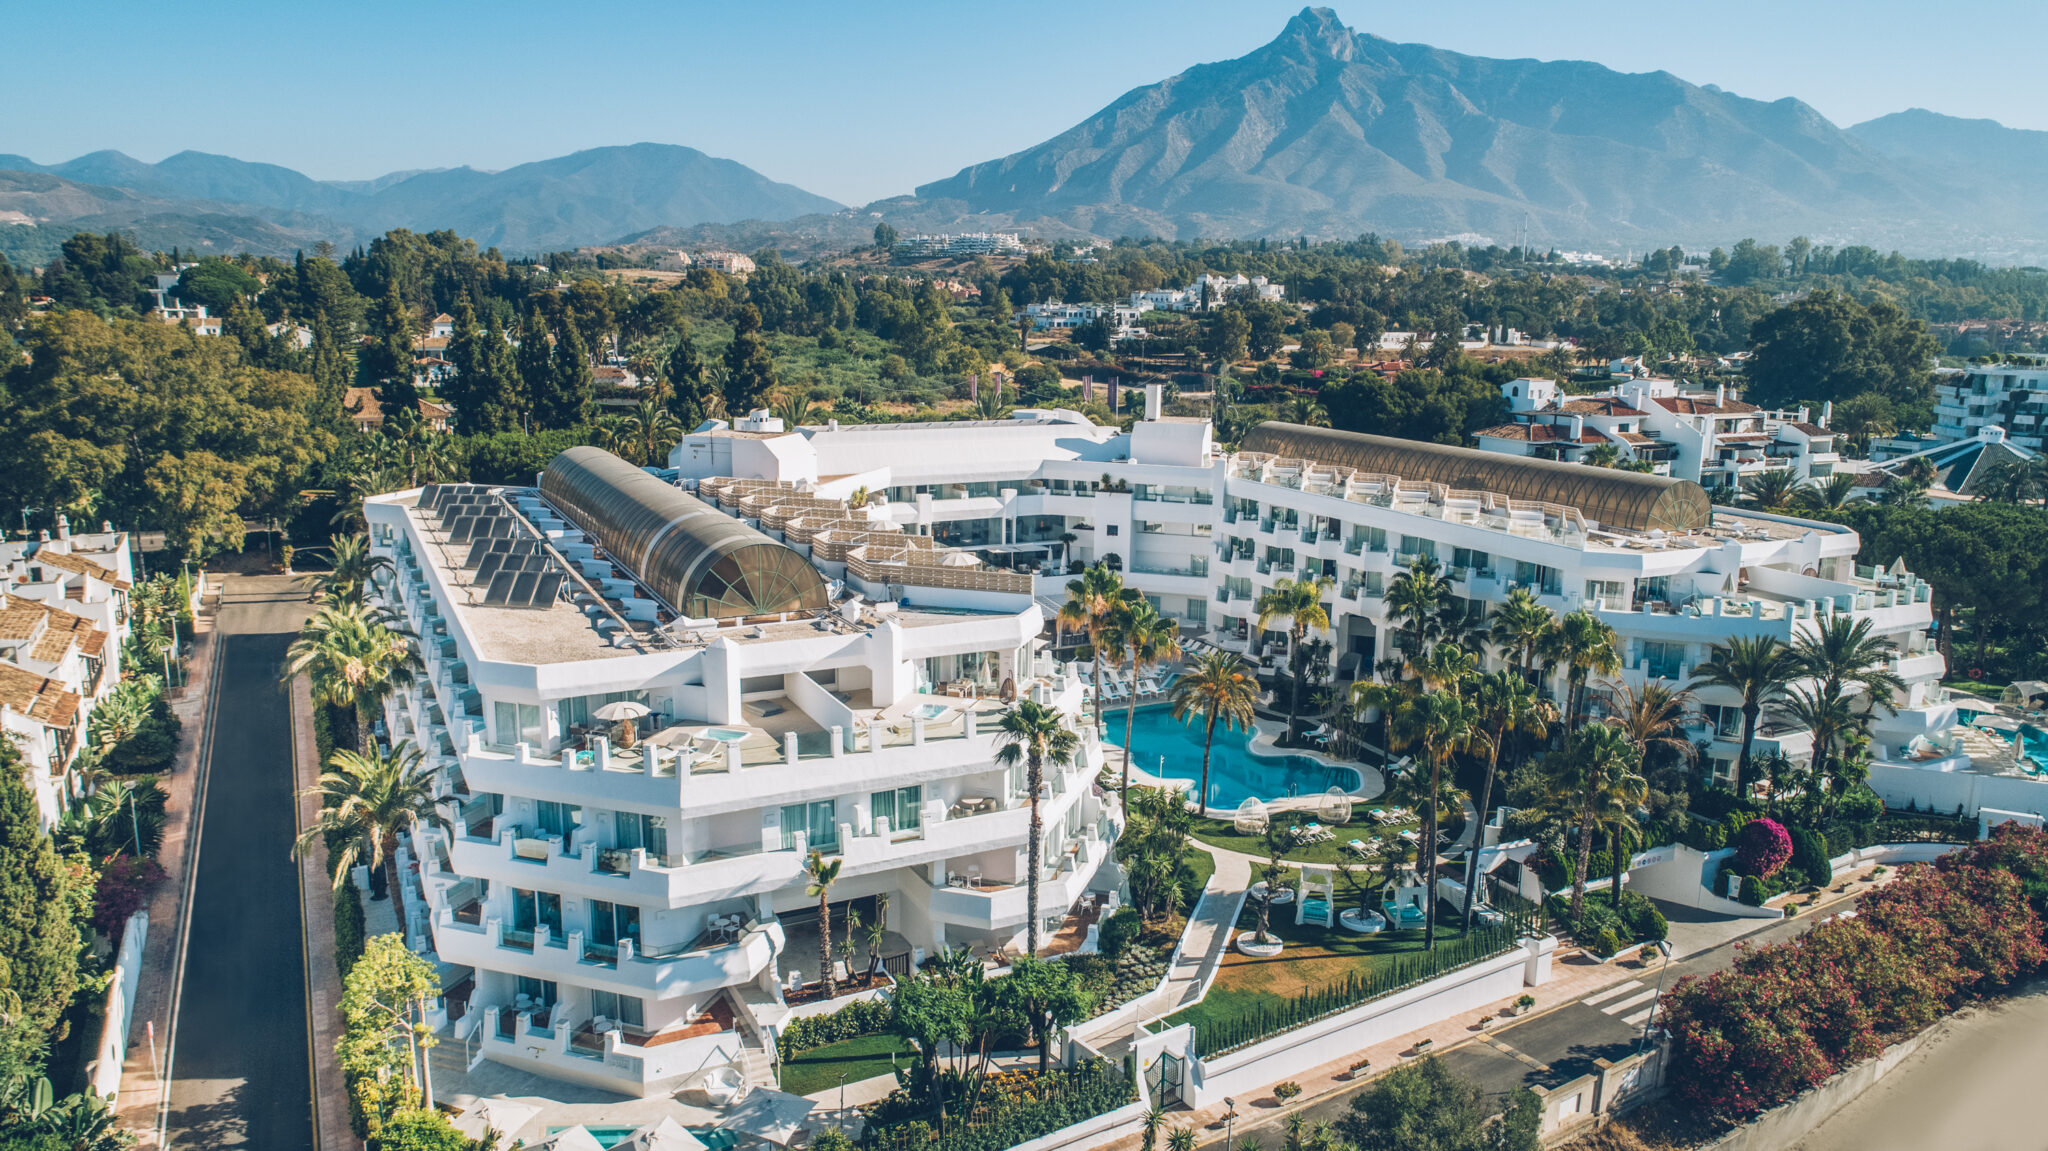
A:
[[1735, 817, 1793, 878], [1664, 824, 2048, 1122], [91, 855, 166, 941]]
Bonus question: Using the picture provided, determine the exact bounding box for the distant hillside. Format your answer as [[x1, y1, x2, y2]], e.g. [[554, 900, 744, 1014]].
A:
[[1851, 109, 2048, 183], [0, 169, 338, 266], [913, 7, 2042, 257], [0, 143, 843, 257]]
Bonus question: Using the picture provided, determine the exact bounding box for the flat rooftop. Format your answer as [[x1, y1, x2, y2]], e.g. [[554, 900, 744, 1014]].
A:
[[392, 489, 1016, 667]]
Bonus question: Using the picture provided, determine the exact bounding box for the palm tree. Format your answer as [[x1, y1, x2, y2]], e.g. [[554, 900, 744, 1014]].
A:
[[1535, 722, 1643, 921], [1488, 586, 1555, 677], [993, 700, 1080, 955], [284, 603, 419, 749], [1793, 473, 1861, 512], [293, 742, 447, 928], [1384, 556, 1452, 668], [1584, 443, 1621, 469], [1102, 600, 1181, 806], [1604, 679, 1699, 771], [973, 388, 1011, 420], [804, 851, 843, 999], [1540, 610, 1621, 729], [1689, 636, 1793, 791], [1285, 395, 1329, 427], [772, 390, 814, 430], [1591, 769, 1646, 911], [1794, 615, 1906, 710], [308, 532, 395, 609], [1414, 642, 1477, 694], [1058, 565, 1139, 737], [1254, 575, 1334, 742], [1391, 690, 1474, 949], [1462, 671, 1548, 930], [1739, 469, 1800, 511], [1350, 676, 1410, 765], [620, 397, 685, 465], [1169, 651, 1258, 813]]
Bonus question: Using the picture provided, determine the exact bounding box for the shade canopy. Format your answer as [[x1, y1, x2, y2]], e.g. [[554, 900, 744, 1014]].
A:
[[592, 700, 651, 721], [1239, 422, 1713, 534], [540, 447, 829, 620]]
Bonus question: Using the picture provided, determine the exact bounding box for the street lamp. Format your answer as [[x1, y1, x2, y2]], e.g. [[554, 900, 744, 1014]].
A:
[[839, 1072, 848, 1131], [1223, 1097, 1238, 1151], [1637, 939, 1676, 1052]]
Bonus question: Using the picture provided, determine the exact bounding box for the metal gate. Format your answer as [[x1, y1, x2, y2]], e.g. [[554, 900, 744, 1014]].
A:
[[1145, 1049, 1184, 1109], [882, 951, 912, 979]]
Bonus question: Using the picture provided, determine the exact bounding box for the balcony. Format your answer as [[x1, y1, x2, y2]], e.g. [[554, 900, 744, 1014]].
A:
[[432, 911, 781, 1000], [476, 1004, 756, 1098], [925, 834, 1111, 932]]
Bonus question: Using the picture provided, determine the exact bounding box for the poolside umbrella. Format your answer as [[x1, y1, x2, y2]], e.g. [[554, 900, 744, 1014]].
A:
[[594, 700, 651, 748], [533, 1126, 606, 1151], [940, 551, 980, 567], [716, 1089, 821, 1147], [452, 1097, 540, 1150], [615, 1118, 709, 1151]]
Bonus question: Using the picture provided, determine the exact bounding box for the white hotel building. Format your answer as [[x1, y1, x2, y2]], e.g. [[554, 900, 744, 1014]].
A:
[[369, 395, 1954, 1097]]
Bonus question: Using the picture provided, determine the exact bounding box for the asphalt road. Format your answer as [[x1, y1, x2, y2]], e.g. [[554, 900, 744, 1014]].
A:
[[1194, 902, 1854, 1149], [162, 576, 314, 1151]]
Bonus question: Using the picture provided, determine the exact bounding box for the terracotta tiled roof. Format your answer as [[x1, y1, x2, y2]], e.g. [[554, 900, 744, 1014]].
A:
[[1786, 422, 1833, 436], [1651, 395, 1758, 415], [0, 662, 79, 727], [0, 597, 108, 665], [1475, 424, 1605, 445], [31, 548, 131, 591], [1615, 432, 1656, 445]]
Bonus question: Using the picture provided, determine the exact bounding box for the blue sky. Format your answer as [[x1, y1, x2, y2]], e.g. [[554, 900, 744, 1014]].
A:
[[6, 1, 2041, 205]]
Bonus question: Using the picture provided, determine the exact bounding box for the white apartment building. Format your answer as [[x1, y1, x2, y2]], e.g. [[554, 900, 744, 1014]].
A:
[[668, 394, 1949, 791], [1480, 377, 1840, 492], [0, 518, 134, 824], [367, 449, 1116, 1097], [1020, 300, 1145, 334], [893, 233, 1026, 258], [1933, 365, 2048, 450]]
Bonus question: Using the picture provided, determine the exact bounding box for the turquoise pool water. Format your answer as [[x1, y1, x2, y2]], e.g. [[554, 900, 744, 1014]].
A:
[[544, 1127, 737, 1150], [702, 728, 750, 742], [2020, 723, 2048, 771], [914, 703, 949, 720], [1106, 705, 1362, 809]]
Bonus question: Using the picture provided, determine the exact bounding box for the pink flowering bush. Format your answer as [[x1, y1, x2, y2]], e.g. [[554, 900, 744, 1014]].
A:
[[1735, 817, 1793, 878]]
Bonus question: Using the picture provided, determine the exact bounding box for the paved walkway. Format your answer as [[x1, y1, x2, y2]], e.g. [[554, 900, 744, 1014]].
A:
[[291, 674, 356, 1150], [115, 592, 221, 1147]]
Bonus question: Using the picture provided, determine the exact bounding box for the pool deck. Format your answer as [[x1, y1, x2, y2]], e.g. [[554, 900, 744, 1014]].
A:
[[1105, 715, 1387, 818]]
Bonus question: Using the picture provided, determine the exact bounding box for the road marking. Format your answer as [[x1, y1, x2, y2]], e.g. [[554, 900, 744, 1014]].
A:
[[1622, 1006, 1656, 1028], [155, 597, 229, 1151], [1603, 988, 1660, 1015], [1582, 981, 1643, 1007]]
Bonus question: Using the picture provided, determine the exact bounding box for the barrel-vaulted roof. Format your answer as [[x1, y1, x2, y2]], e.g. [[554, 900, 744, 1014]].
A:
[[1239, 422, 1713, 534], [539, 447, 829, 621]]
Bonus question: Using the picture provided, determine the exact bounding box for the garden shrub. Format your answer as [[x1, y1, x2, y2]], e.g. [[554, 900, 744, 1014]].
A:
[[778, 996, 892, 1060], [1535, 850, 1574, 892], [1617, 891, 1668, 943], [1586, 851, 1613, 885], [1736, 818, 1793, 878], [1591, 927, 1624, 958], [1789, 828, 1832, 886], [1738, 876, 1766, 906], [335, 876, 367, 981], [1098, 908, 1142, 959]]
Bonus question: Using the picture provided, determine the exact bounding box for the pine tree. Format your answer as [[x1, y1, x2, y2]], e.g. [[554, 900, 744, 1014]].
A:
[[544, 318, 595, 429], [444, 301, 522, 434], [515, 310, 555, 430], [665, 319, 715, 425], [722, 303, 776, 415], [308, 315, 355, 434], [371, 283, 420, 415]]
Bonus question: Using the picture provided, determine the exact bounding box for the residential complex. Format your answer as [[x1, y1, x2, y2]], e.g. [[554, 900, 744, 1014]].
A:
[[892, 232, 1026, 259], [367, 449, 1115, 1097], [0, 519, 134, 825], [1478, 376, 1840, 492], [1932, 364, 2048, 450]]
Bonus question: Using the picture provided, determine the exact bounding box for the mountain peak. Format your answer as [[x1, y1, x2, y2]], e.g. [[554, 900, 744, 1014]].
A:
[[1273, 7, 1357, 62]]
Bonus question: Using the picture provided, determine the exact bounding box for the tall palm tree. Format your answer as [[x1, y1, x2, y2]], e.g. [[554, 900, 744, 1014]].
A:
[[993, 700, 1079, 955], [293, 742, 447, 928], [284, 603, 419, 749], [1414, 642, 1477, 694], [1285, 395, 1329, 427], [1169, 651, 1258, 813], [1384, 556, 1453, 668], [1583, 443, 1621, 469], [1462, 671, 1549, 930], [308, 532, 395, 609], [1739, 469, 1800, 511], [1591, 771, 1646, 912], [804, 851, 843, 999], [1391, 690, 1474, 949], [1604, 679, 1700, 770], [1793, 472, 1861, 512], [1793, 615, 1906, 712], [772, 390, 814, 430], [1102, 600, 1181, 806], [621, 397, 685, 465], [1350, 676, 1410, 765], [1688, 636, 1793, 791], [1488, 586, 1555, 677], [1255, 575, 1334, 741], [1058, 565, 1138, 737], [1540, 610, 1621, 729], [1535, 722, 1643, 921]]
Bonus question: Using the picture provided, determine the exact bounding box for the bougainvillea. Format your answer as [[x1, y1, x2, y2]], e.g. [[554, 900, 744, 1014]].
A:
[[91, 854, 166, 941], [1735, 817, 1793, 878], [1662, 824, 2048, 1122]]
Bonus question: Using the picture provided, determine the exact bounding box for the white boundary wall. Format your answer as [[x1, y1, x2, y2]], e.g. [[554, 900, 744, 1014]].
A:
[[1177, 935, 1555, 1108], [89, 910, 149, 1101], [1868, 761, 2048, 821], [1621, 844, 1781, 919]]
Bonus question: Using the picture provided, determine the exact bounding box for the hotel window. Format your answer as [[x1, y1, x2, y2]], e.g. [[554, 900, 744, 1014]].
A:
[[780, 800, 839, 852], [494, 701, 544, 746], [1640, 641, 1686, 681], [536, 801, 582, 841], [1584, 580, 1626, 607], [612, 811, 667, 859], [510, 889, 562, 936], [1701, 704, 1745, 740], [588, 900, 641, 948], [871, 786, 924, 834], [589, 989, 644, 1029]]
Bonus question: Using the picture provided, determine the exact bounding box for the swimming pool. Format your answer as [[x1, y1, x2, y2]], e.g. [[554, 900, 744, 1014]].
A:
[[1106, 705, 1363, 809], [701, 728, 750, 743], [913, 703, 950, 720], [544, 1126, 737, 1150]]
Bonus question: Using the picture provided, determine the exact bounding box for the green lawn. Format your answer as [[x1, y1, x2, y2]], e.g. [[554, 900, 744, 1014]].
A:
[[1187, 812, 1419, 865], [1163, 902, 1475, 1037], [1183, 845, 1217, 896], [779, 1033, 915, 1096]]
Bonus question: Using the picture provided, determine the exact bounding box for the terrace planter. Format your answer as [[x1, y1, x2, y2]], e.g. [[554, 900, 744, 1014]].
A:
[[1235, 932, 1284, 958]]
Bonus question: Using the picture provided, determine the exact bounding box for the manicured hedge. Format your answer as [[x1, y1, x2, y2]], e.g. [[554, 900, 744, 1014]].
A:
[[777, 997, 891, 1061]]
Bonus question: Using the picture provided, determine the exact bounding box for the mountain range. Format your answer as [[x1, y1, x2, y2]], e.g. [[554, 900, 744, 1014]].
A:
[[0, 143, 841, 264], [9, 9, 2048, 263]]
